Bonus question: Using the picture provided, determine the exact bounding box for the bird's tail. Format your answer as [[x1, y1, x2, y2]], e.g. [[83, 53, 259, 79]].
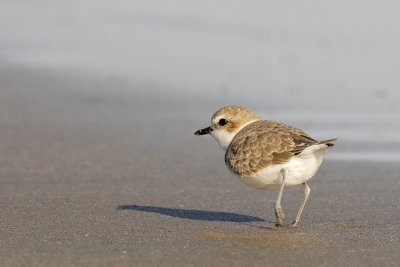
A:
[[319, 138, 337, 147]]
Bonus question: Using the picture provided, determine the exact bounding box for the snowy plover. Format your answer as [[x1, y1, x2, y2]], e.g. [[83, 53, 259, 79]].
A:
[[195, 106, 336, 227]]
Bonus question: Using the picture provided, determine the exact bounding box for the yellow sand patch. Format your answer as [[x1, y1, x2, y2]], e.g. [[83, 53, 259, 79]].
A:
[[201, 230, 320, 248], [334, 224, 363, 230]]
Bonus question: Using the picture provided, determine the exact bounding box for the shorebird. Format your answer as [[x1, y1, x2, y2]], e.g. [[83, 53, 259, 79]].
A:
[[194, 106, 336, 227]]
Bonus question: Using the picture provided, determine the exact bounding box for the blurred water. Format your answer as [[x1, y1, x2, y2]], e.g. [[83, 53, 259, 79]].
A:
[[1, 0, 400, 160]]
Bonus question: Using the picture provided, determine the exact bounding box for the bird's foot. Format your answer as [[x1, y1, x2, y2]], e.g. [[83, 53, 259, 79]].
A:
[[291, 220, 300, 228], [275, 208, 286, 227]]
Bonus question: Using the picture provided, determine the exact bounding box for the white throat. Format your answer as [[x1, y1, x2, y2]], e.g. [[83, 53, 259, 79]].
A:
[[211, 119, 258, 150]]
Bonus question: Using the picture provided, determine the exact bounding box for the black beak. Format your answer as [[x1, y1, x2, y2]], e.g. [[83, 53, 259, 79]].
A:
[[194, 126, 213, 136]]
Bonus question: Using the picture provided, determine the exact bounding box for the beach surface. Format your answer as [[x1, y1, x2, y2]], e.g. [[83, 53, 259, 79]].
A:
[[0, 66, 399, 266]]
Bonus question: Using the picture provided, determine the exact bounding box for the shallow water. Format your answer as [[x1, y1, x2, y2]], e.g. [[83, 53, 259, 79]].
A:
[[1, 0, 399, 161]]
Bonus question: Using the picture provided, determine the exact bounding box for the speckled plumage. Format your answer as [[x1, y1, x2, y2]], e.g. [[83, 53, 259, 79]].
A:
[[225, 120, 326, 177]]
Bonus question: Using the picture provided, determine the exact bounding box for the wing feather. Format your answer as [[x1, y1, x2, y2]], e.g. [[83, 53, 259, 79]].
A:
[[225, 120, 319, 177]]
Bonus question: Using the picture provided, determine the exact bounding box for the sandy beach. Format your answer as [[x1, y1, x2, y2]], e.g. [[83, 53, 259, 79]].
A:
[[0, 66, 399, 266]]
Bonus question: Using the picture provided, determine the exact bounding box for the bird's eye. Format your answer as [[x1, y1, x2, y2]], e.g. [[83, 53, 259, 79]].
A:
[[218, 118, 228, 126]]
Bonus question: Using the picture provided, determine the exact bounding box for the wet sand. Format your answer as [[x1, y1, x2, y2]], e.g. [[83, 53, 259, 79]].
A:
[[0, 66, 399, 266]]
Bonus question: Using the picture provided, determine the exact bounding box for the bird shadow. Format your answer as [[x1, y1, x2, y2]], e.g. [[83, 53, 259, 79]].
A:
[[118, 204, 270, 223]]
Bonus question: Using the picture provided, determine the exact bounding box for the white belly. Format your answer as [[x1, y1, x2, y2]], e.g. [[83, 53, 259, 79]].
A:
[[236, 144, 328, 190]]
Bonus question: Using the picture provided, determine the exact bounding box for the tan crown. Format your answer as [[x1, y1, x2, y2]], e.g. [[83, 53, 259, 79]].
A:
[[211, 106, 260, 133]]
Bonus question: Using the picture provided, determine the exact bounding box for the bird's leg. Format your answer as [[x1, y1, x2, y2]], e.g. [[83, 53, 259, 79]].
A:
[[275, 169, 287, 227], [292, 182, 311, 227]]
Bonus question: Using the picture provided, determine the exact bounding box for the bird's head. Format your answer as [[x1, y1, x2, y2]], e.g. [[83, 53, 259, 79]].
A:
[[194, 106, 260, 150]]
